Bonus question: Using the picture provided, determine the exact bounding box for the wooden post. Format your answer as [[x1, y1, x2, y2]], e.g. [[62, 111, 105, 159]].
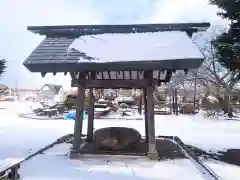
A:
[[71, 73, 85, 157], [145, 71, 158, 160], [87, 72, 95, 142], [87, 88, 94, 141], [10, 166, 18, 180], [143, 88, 148, 143]]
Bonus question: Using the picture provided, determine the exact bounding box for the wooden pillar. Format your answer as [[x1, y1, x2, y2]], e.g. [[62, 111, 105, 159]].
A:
[[87, 72, 96, 142], [145, 71, 158, 160], [87, 88, 94, 141], [71, 73, 85, 156], [143, 88, 148, 143]]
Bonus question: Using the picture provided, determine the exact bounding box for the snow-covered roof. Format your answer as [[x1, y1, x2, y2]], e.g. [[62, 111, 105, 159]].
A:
[[37, 84, 62, 95], [69, 31, 204, 63], [23, 23, 209, 73]]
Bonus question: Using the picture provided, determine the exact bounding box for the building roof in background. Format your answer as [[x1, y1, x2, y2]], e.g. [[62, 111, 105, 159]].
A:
[[0, 84, 8, 90], [38, 84, 62, 95]]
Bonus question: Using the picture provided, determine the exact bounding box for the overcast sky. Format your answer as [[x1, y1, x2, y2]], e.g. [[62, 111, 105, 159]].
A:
[[0, 0, 224, 90]]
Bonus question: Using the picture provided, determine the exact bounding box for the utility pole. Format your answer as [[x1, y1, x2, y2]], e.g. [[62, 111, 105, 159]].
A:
[[193, 69, 198, 109]]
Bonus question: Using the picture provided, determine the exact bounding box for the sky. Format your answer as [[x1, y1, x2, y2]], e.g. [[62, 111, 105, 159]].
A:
[[0, 0, 225, 90]]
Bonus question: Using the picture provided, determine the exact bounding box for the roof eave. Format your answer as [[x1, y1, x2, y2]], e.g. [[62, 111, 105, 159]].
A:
[[23, 57, 205, 73], [27, 22, 210, 36]]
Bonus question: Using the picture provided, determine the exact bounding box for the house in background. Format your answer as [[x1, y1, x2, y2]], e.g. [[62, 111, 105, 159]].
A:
[[0, 84, 11, 96], [37, 84, 65, 104]]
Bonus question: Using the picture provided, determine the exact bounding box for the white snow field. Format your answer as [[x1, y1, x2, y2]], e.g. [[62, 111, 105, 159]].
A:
[[0, 101, 240, 179]]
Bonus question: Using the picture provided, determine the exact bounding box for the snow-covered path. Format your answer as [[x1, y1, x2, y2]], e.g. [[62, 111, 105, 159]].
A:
[[21, 143, 207, 180], [1, 101, 240, 179]]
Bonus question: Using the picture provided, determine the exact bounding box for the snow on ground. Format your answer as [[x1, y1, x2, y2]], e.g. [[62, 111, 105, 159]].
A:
[[1, 101, 240, 179], [205, 160, 240, 180], [21, 143, 205, 180], [154, 112, 240, 152], [0, 101, 73, 159]]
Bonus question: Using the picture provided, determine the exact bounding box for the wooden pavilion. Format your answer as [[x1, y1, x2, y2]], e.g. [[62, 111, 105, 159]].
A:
[[23, 23, 210, 160]]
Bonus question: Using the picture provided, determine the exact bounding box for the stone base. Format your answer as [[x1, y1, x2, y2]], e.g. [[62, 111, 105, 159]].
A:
[[70, 150, 158, 160], [69, 149, 81, 159], [69, 142, 88, 159], [147, 151, 158, 160]]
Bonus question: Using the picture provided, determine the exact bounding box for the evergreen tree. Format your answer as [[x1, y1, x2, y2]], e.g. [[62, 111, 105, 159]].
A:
[[0, 58, 6, 78], [209, 0, 240, 70]]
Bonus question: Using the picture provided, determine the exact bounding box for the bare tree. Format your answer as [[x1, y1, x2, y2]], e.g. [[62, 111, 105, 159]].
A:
[[184, 26, 239, 117], [170, 26, 239, 117]]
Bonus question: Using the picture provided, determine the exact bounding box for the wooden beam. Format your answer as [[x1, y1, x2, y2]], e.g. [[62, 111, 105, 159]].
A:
[[71, 79, 149, 89], [71, 79, 169, 88]]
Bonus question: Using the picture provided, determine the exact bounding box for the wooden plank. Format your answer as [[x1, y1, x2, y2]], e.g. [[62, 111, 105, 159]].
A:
[[71, 79, 149, 89], [0, 158, 23, 173], [71, 80, 169, 88], [0, 172, 8, 180], [0, 158, 23, 180]]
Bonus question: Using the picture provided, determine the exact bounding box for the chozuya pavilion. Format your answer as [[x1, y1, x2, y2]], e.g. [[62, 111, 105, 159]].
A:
[[23, 23, 210, 160]]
